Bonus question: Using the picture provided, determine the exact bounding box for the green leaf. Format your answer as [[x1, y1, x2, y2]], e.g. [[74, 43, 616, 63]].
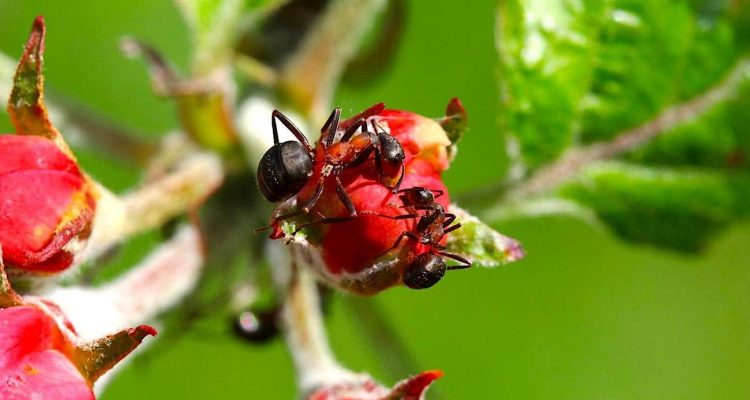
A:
[[560, 162, 736, 251], [497, 1, 750, 251], [497, 0, 598, 170], [447, 206, 525, 267], [498, 0, 746, 169]]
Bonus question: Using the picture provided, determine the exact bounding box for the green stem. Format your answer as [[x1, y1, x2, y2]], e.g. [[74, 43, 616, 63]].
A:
[[278, 0, 387, 121]]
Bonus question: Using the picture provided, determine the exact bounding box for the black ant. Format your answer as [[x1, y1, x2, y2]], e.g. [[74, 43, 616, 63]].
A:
[[376, 186, 471, 289], [256, 104, 405, 229]]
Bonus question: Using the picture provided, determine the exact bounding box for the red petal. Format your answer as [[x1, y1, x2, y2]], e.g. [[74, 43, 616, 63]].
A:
[[0, 350, 94, 400], [0, 306, 68, 373], [0, 135, 81, 177], [0, 169, 90, 271]]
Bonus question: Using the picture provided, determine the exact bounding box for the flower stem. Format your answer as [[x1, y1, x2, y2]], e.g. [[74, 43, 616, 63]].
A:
[[281, 251, 361, 395], [278, 0, 387, 121]]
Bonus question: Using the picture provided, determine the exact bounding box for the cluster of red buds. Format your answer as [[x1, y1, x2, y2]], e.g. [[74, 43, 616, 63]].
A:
[[0, 17, 213, 399], [257, 100, 469, 295]]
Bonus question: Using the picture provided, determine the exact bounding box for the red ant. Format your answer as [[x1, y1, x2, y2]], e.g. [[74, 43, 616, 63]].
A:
[[375, 186, 471, 289], [257, 104, 405, 231]]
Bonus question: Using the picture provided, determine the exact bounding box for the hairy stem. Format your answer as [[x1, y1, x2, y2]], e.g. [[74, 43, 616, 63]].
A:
[[82, 152, 223, 262], [281, 251, 361, 395], [279, 0, 387, 121], [46, 225, 204, 340], [507, 57, 750, 200]]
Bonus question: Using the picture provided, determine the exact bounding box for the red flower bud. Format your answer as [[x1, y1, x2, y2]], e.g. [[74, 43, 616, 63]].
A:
[[0, 135, 96, 273], [378, 110, 452, 173], [0, 256, 155, 399], [307, 370, 443, 400], [1, 17, 97, 275], [282, 105, 460, 295], [0, 305, 94, 400]]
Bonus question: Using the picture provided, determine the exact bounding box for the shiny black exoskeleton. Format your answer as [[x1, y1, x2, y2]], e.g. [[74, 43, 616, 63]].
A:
[[257, 110, 315, 203], [257, 105, 407, 235], [402, 253, 446, 289], [376, 186, 471, 289]]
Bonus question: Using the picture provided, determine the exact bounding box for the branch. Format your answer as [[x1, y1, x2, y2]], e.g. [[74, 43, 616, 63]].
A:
[[507, 57, 750, 201], [278, 0, 387, 120], [82, 152, 223, 262], [45, 225, 204, 340], [281, 249, 362, 395]]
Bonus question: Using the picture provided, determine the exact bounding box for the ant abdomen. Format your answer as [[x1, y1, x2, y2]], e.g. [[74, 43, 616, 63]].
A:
[[257, 141, 313, 202], [402, 253, 447, 289]]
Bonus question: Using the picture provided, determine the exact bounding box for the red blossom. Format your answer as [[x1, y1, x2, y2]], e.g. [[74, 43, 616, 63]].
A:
[[0, 305, 94, 400], [0, 254, 156, 399], [283, 104, 459, 295], [0, 135, 96, 273], [0, 17, 97, 274]]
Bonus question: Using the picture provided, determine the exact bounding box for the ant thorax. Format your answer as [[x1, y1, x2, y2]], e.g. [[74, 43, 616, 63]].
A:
[[321, 163, 334, 177]]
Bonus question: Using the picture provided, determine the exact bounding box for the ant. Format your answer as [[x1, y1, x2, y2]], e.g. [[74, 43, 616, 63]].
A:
[[376, 186, 472, 289], [256, 104, 406, 229]]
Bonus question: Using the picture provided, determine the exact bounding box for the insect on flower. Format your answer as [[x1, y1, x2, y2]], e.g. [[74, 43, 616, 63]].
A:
[[256, 104, 405, 229], [376, 186, 472, 289]]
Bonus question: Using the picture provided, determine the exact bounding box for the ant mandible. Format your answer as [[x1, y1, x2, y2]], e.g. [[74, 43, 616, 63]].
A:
[[375, 186, 471, 289], [256, 104, 406, 225]]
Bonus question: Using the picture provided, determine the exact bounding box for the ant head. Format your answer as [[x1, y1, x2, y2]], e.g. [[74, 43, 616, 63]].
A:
[[257, 141, 313, 202], [400, 187, 434, 207], [402, 253, 447, 289], [233, 310, 279, 343]]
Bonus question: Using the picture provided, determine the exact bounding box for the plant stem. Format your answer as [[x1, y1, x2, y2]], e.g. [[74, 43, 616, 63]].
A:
[[82, 152, 223, 262], [278, 0, 387, 121], [507, 57, 750, 201], [46, 225, 204, 340], [281, 251, 361, 395]]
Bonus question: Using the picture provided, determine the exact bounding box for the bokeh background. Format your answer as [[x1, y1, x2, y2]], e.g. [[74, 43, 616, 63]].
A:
[[1, 1, 749, 399]]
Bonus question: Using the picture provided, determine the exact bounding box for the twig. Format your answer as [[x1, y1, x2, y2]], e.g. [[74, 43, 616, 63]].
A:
[[507, 57, 750, 200], [280, 251, 363, 396], [46, 225, 204, 340], [81, 152, 223, 263], [278, 0, 387, 121]]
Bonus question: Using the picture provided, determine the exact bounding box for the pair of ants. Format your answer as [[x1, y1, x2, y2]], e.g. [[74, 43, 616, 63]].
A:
[[256, 105, 471, 289]]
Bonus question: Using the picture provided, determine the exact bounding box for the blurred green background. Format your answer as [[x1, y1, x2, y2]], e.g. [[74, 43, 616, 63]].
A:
[[1, 1, 749, 399]]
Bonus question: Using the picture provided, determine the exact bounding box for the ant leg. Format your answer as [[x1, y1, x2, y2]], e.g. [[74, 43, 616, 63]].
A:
[[376, 231, 420, 259], [437, 251, 472, 269], [443, 223, 462, 234], [253, 210, 306, 233], [272, 110, 313, 151], [391, 164, 406, 193], [442, 213, 457, 227], [290, 210, 361, 236], [359, 210, 419, 220], [340, 118, 368, 143], [323, 108, 342, 148], [334, 174, 357, 217], [320, 108, 339, 134], [298, 175, 327, 213], [430, 189, 444, 199]]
